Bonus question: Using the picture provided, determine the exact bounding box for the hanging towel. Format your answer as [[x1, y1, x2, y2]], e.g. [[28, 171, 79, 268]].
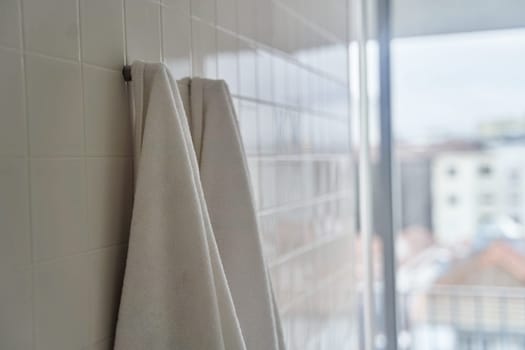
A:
[[114, 62, 247, 350], [178, 78, 286, 350]]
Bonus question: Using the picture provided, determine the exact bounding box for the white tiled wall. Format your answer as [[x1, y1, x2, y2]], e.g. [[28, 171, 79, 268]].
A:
[[0, 0, 356, 349]]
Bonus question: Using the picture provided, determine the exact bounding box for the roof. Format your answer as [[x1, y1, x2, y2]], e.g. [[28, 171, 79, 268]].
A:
[[435, 239, 525, 286]]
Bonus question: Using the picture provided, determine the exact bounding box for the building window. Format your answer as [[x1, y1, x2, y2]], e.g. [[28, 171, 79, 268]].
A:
[[510, 169, 520, 182], [478, 213, 493, 224], [479, 193, 494, 205], [447, 195, 458, 205], [479, 164, 492, 176]]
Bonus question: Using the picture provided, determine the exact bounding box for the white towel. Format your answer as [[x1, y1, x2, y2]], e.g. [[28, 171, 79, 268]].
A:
[[178, 78, 285, 350], [114, 62, 285, 350], [115, 62, 246, 350]]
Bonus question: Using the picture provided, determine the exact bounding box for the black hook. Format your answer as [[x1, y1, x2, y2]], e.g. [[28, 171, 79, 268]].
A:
[[122, 65, 132, 82]]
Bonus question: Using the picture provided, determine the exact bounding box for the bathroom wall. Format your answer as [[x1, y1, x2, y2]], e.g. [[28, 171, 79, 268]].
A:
[[0, 0, 356, 349]]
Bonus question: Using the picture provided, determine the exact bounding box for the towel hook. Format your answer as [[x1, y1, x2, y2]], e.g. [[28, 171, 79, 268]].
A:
[[122, 65, 132, 82]]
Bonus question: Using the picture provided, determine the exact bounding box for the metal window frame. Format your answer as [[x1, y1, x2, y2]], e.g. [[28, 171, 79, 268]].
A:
[[376, 0, 399, 349], [356, 0, 376, 348], [355, 0, 398, 348]]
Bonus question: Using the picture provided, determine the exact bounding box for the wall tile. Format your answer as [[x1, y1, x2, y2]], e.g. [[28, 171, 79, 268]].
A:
[[84, 66, 131, 156], [34, 256, 91, 350], [272, 56, 287, 105], [31, 158, 88, 261], [162, 8, 191, 79], [86, 338, 114, 350], [256, 50, 273, 102], [22, 0, 79, 60], [90, 246, 126, 342], [191, 0, 216, 24], [217, 31, 239, 95], [0, 49, 26, 156], [26, 55, 83, 156], [237, 0, 255, 40], [257, 104, 276, 154], [0, 0, 21, 48], [125, 0, 161, 63], [259, 160, 278, 209], [238, 100, 258, 155], [0, 0, 355, 348], [0, 267, 33, 350], [255, 0, 274, 46], [0, 158, 30, 268], [191, 19, 217, 78], [162, 0, 190, 15], [238, 40, 256, 97], [81, 0, 125, 70], [86, 158, 132, 249], [216, 0, 236, 32]]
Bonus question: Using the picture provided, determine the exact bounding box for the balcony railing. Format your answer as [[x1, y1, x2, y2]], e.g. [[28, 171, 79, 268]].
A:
[[396, 286, 525, 350]]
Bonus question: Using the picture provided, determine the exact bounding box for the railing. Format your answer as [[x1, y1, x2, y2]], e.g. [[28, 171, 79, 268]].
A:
[[396, 286, 525, 350]]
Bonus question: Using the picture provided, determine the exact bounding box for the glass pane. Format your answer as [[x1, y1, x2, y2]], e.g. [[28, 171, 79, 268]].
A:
[[392, 22, 525, 350]]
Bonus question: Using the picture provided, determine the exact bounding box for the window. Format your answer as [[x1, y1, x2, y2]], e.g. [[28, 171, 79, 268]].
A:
[[478, 164, 492, 176], [479, 193, 494, 206], [391, 24, 525, 350], [356, 2, 525, 350]]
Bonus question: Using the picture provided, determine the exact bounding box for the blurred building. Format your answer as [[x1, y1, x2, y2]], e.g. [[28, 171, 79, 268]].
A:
[[407, 239, 525, 350], [432, 144, 525, 245]]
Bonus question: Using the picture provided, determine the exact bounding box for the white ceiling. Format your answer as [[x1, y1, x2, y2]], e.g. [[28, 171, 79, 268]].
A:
[[393, 0, 525, 37]]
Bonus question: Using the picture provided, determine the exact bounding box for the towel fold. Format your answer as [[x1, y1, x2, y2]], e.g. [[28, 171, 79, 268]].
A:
[[114, 62, 284, 350], [115, 62, 246, 350], [179, 77, 285, 350]]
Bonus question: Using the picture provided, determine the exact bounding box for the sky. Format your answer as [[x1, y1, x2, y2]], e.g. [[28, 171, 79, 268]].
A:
[[391, 28, 525, 144]]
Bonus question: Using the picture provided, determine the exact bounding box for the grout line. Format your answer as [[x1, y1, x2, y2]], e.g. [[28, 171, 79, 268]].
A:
[[189, 13, 215, 28], [271, 0, 345, 45], [188, 0, 194, 77], [77, 0, 86, 156], [0, 154, 27, 159], [76, 0, 96, 346], [249, 153, 350, 162], [122, 0, 129, 65], [17, 0, 37, 346], [32, 242, 129, 267], [29, 154, 133, 159], [212, 0, 218, 78], [159, 2, 164, 62], [233, 0, 240, 94], [231, 93, 348, 120], [269, 231, 352, 269], [82, 62, 121, 74], [257, 191, 351, 217], [0, 45, 20, 54], [218, 25, 348, 86], [14, 48, 121, 72], [250, 0, 262, 211]]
